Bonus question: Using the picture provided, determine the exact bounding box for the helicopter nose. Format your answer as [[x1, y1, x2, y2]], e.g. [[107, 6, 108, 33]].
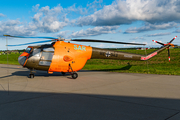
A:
[[18, 56, 27, 66]]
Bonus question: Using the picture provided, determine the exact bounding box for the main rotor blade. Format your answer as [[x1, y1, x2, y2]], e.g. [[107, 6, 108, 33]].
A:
[[7, 40, 53, 46], [71, 39, 146, 45], [3, 35, 56, 39], [4, 34, 146, 45]]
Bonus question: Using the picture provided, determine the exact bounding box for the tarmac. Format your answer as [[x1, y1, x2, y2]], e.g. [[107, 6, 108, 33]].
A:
[[0, 64, 180, 120]]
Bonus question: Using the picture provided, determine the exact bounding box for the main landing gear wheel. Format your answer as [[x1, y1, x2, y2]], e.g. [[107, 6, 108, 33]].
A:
[[71, 72, 78, 79], [29, 74, 34, 78]]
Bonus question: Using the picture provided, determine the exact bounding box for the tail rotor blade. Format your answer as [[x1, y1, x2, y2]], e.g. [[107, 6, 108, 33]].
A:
[[168, 47, 170, 62], [169, 36, 177, 43], [152, 40, 165, 46]]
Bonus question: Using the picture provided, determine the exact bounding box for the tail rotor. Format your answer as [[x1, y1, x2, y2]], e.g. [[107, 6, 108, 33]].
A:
[[152, 36, 177, 62]]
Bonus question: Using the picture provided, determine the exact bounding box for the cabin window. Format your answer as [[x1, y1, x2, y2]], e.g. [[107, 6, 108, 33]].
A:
[[39, 61, 51, 66], [40, 52, 54, 61], [43, 48, 54, 52], [32, 48, 41, 57]]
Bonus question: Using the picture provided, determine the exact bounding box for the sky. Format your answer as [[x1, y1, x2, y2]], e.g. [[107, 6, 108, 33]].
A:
[[0, 0, 180, 50]]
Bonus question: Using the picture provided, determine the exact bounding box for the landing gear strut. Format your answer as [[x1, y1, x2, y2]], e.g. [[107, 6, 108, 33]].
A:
[[29, 69, 35, 78], [69, 64, 78, 79]]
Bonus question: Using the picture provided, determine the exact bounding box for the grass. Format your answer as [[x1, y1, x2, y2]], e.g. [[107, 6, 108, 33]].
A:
[[0, 53, 21, 65], [0, 48, 180, 75]]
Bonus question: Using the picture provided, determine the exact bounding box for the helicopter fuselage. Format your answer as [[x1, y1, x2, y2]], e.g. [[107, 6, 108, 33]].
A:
[[18, 41, 169, 73]]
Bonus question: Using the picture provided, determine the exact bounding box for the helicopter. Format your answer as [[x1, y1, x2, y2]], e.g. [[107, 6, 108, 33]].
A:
[[3, 35, 177, 79]]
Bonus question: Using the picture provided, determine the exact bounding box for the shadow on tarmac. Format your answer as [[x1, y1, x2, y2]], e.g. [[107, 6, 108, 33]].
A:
[[0, 90, 180, 120], [0, 65, 132, 79], [89, 65, 132, 72]]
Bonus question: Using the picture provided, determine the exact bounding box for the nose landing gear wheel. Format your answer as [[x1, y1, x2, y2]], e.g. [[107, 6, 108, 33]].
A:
[[72, 72, 78, 79], [29, 74, 34, 78]]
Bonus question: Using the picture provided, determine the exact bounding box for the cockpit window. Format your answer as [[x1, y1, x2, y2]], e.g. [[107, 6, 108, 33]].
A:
[[25, 47, 32, 53], [32, 48, 41, 57]]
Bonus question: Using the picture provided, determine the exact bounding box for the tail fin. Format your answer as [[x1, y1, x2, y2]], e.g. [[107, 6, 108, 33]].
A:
[[141, 36, 177, 61]]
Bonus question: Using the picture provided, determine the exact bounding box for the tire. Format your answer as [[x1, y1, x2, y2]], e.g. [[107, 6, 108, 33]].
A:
[[29, 74, 34, 78], [72, 72, 78, 79]]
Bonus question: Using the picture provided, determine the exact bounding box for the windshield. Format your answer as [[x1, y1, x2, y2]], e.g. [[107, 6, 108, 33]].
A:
[[25, 47, 32, 53]]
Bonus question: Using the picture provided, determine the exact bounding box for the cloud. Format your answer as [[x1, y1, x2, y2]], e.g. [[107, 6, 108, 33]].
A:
[[57, 31, 70, 38], [87, 0, 103, 11], [75, 0, 180, 26], [95, 43, 106, 48], [69, 25, 120, 38], [32, 4, 40, 12], [145, 32, 171, 37], [174, 29, 180, 33], [0, 4, 68, 37], [30, 2, 103, 33], [0, 4, 69, 36], [30, 4, 68, 33], [130, 37, 145, 40], [64, 4, 88, 15], [2, 1, 179, 37], [0, 2, 104, 37], [0, 20, 36, 36], [124, 22, 177, 33], [64, 0, 103, 15], [0, 13, 5, 17]]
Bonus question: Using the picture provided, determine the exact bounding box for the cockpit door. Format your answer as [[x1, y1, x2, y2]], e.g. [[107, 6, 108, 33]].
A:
[[39, 47, 54, 66]]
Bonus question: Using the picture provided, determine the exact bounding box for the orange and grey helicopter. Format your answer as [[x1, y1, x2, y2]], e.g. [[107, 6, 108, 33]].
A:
[[4, 35, 177, 79]]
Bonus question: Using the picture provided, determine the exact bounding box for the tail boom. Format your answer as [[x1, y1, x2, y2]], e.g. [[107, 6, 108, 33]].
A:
[[91, 36, 176, 61], [91, 45, 169, 61]]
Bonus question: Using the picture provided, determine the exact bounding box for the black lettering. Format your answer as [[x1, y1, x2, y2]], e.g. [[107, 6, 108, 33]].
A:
[[110, 53, 118, 57], [100, 52, 105, 55]]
